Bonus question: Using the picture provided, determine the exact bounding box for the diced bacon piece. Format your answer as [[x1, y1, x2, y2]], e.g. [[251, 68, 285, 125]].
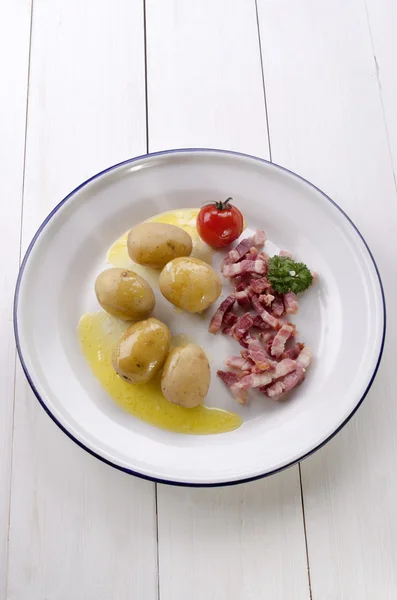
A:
[[296, 346, 312, 368], [235, 288, 250, 299], [239, 332, 256, 348], [270, 323, 295, 357], [236, 372, 273, 390], [228, 230, 266, 263], [234, 273, 252, 287], [247, 339, 269, 369], [246, 260, 267, 275], [261, 309, 280, 329], [217, 370, 248, 404], [283, 366, 305, 391], [239, 370, 252, 379], [281, 342, 304, 360], [259, 293, 275, 307], [223, 259, 267, 277], [233, 313, 254, 340], [222, 326, 233, 335], [252, 229, 267, 246], [208, 295, 236, 334], [258, 251, 270, 262], [253, 361, 276, 373], [273, 358, 297, 379], [241, 348, 273, 369], [251, 293, 266, 312], [250, 277, 269, 294], [223, 262, 246, 277], [247, 338, 274, 371], [228, 238, 253, 263], [235, 288, 251, 309], [252, 315, 271, 330], [263, 367, 305, 398], [237, 358, 297, 390], [225, 356, 254, 371], [249, 253, 266, 272], [279, 249, 293, 258], [264, 334, 276, 356], [259, 331, 274, 345], [245, 247, 259, 261], [284, 291, 299, 315], [235, 281, 249, 292], [261, 381, 284, 397], [223, 312, 238, 326], [238, 337, 249, 348], [251, 295, 280, 329], [257, 337, 275, 362], [271, 296, 285, 317]]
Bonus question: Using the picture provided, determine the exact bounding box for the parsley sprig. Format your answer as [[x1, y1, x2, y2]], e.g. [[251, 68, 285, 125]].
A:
[[267, 255, 313, 294]]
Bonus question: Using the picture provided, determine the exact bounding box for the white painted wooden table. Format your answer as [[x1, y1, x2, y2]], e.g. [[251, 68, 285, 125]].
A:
[[1, 1, 396, 598]]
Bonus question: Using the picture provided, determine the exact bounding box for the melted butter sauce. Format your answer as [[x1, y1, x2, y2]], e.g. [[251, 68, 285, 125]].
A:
[[79, 208, 241, 435], [78, 312, 241, 434]]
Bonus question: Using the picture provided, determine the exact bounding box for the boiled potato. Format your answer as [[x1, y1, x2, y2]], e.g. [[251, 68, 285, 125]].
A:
[[112, 318, 171, 384], [159, 257, 222, 313], [127, 222, 192, 268], [161, 344, 210, 408], [95, 267, 155, 321]]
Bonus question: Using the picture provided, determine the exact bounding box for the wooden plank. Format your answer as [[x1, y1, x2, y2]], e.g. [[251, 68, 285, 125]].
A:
[[146, 2, 310, 599], [146, 0, 270, 158], [0, 0, 32, 595], [157, 477, 309, 600], [8, 1, 158, 598], [365, 0, 397, 176], [257, 0, 397, 597]]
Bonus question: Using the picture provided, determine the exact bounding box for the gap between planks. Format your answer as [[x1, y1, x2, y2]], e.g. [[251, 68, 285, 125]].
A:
[[363, 0, 397, 192], [5, 0, 34, 597], [254, 4, 312, 596], [143, 2, 161, 599]]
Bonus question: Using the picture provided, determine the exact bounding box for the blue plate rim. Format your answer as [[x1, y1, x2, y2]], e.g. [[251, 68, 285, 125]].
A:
[[13, 147, 387, 487]]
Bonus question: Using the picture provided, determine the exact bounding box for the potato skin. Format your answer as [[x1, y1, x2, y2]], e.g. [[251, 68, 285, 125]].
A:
[[159, 257, 222, 313], [95, 268, 155, 321], [161, 344, 210, 408], [127, 222, 192, 268], [112, 318, 171, 384]]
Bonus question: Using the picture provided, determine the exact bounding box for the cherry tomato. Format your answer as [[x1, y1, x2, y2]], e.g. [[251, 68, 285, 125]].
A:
[[197, 198, 244, 249]]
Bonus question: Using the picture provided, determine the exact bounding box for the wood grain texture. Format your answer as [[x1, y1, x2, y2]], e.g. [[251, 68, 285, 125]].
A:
[[7, 2, 158, 599], [0, 1, 32, 595], [146, 0, 269, 158], [257, 0, 397, 597], [4, 0, 396, 596], [146, 1, 310, 598], [365, 0, 397, 176], [158, 476, 309, 600]]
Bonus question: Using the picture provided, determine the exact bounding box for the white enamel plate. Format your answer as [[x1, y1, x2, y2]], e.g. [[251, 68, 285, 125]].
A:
[[14, 150, 385, 486]]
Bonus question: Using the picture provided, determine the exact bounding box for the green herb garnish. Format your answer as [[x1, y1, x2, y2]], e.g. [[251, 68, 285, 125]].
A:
[[267, 255, 313, 294]]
